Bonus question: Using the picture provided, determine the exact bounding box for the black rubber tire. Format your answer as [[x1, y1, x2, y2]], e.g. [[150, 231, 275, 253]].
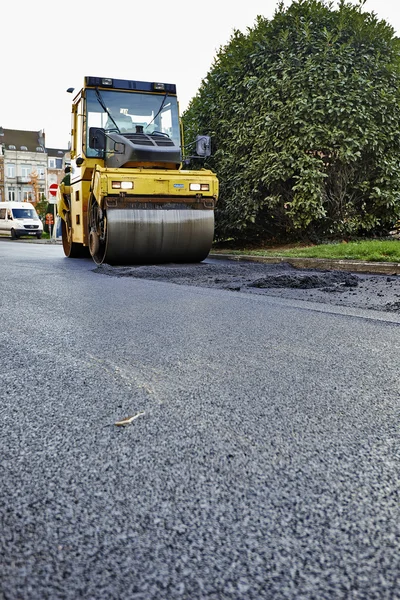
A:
[[88, 198, 107, 265], [61, 217, 89, 258], [11, 229, 18, 240]]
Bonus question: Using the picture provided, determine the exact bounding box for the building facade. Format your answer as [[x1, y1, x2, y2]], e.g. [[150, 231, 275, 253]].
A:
[[0, 149, 4, 203], [47, 148, 70, 190], [0, 128, 68, 204]]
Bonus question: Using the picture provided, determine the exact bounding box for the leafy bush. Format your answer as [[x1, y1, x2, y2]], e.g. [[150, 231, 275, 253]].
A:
[[183, 0, 400, 243]]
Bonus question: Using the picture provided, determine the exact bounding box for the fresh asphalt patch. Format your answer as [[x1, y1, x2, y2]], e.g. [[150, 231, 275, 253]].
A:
[[94, 260, 400, 313]]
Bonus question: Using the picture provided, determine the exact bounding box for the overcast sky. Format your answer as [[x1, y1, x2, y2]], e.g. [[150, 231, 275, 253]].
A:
[[2, 0, 399, 149]]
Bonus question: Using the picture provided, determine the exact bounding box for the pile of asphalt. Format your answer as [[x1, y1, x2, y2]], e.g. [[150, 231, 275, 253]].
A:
[[94, 261, 400, 312]]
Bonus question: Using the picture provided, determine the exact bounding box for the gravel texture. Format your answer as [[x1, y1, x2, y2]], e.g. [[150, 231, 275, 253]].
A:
[[2, 243, 400, 600], [95, 259, 400, 313]]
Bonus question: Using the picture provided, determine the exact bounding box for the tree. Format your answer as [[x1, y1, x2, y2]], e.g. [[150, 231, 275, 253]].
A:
[[29, 171, 40, 205], [183, 0, 400, 243], [35, 194, 48, 221]]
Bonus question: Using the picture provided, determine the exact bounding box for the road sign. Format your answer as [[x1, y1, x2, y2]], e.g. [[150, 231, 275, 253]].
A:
[[49, 183, 58, 197], [46, 213, 54, 225]]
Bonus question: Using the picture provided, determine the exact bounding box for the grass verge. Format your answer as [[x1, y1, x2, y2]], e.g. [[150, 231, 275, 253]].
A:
[[212, 239, 400, 262]]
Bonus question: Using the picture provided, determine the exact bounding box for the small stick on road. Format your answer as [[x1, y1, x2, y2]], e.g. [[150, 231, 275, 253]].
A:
[[114, 412, 145, 427]]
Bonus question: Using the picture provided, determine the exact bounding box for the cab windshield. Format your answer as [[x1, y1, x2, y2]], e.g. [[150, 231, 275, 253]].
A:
[[12, 209, 38, 220], [85, 89, 181, 157]]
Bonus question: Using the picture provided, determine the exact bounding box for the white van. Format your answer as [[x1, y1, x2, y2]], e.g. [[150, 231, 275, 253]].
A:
[[0, 202, 43, 239]]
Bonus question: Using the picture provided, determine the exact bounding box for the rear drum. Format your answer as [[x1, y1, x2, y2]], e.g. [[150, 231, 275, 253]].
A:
[[89, 205, 214, 265]]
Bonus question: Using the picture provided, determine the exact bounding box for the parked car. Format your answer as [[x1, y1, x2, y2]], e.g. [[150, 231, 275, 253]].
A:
[[0, 202, 43, 239]]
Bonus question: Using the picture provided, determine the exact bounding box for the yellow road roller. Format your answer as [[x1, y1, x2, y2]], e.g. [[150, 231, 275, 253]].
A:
[[58, 76, 219, 265]]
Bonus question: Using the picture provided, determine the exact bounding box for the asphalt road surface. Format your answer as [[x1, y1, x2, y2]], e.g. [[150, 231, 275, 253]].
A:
[[1, 240, 400, 600]]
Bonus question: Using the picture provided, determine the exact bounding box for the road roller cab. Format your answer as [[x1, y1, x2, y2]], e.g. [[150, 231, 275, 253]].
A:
[[59, 75, 219, 265]]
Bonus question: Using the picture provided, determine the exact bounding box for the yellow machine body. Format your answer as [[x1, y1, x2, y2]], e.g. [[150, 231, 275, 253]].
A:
[[58, 76, 219, 265]]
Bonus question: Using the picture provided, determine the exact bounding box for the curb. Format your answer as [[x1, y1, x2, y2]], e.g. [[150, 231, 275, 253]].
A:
[[208, 253, 400, 276]]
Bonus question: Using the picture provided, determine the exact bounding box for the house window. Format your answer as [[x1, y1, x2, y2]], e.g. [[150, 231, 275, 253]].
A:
[[8, 189, 16, 201], [7, 164, 15, 177], [8, 145, 16, 150], [37, 167, 45, 178], [36, 147, 44, 152], [20, 146, 28, 151], [21, 165, 31, 177], [22, 190, 31, 201], [56, 158, 63, 169], [48, 158, 56, 168]]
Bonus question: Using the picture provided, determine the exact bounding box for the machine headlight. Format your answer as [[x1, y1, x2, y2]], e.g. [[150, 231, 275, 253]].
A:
[[112, 181, 134, 189], [189, 183, 210, 191]]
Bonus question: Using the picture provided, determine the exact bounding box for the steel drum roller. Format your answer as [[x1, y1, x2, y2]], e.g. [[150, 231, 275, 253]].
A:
[[102, 209, 215, 265]]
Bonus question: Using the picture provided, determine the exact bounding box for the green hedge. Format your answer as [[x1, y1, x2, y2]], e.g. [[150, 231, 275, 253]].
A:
[[183, 0, 400, 243]]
